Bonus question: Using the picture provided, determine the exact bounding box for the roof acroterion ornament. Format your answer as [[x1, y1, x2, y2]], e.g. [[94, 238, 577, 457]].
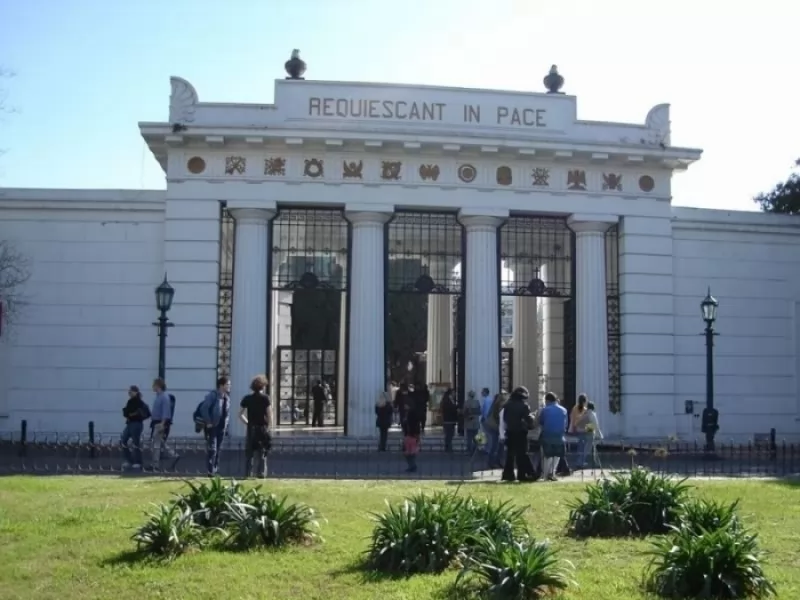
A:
[[285, 49, 307, 80], [543, 65, 564, 94]]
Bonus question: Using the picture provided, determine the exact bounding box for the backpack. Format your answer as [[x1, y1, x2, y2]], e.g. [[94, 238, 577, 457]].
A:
[[193, 398, 207, 433], [139, 399, 152, 421]]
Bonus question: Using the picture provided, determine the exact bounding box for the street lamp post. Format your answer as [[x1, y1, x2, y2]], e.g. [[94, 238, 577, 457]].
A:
[[700, 288, 719, 454], [153, 274, 175, 380]]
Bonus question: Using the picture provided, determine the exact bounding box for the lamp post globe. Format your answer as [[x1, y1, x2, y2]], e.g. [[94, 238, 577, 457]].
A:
[[155, 274, 175, 314], [701, 288, 718, 325], [153, 274, 175, 381]]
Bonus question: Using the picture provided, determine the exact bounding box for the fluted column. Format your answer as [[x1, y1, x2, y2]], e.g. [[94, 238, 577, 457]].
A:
[[461, 213, 505, 396], [510, 261, 539, 395], [426, 294, 453, 384], [541, 262, 564, 399], [568, 214, 618, 427], [229, 205, 275, 437], [347, 207, 393, 436]]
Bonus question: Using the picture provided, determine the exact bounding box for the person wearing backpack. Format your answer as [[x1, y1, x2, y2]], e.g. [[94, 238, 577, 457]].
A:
[[149, 378, 178, 471], [121, 385, 150, 470], [483, 392, 507, 468], [199, 376, 232, 476]]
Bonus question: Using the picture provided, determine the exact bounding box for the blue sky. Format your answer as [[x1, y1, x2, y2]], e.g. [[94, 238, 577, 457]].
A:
[[1, 0, 797, 211]]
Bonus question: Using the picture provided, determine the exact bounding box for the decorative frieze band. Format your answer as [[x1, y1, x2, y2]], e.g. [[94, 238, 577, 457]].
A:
[[181, 152, 662, 195]]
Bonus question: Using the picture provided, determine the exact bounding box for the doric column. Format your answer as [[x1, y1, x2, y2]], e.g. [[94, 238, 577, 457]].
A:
[[426, 294, 453, 384], [346, 206, 393, 436], [229, 204, 275, 437], [541, 261, 564, 399], [460, 211, 507, 397], [568, 214, 618, 427], [510, 260, 540, 395]]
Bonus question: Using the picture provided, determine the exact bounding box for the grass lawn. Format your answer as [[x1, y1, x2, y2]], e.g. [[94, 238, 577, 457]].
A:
[[0, 476, 798, 599]]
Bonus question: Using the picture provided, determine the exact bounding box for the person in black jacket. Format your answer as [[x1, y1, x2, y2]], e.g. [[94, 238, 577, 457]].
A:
[[403, 397, 423, 473], [414, 383, 431, 433], [121, 385, 149, 469], [375, 383, 394, 451], [440, 388, 458, 452], [501, 386, 537, 482]]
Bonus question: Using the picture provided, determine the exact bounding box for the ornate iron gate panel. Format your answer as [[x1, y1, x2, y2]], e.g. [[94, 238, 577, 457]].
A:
[[216, 204, 235, 378], [385, 211, 464, 387], [276, 346, 338, 425], [606, 224, 621, 414], [271, 208, 349, 427], [499, 215, 575, 404]]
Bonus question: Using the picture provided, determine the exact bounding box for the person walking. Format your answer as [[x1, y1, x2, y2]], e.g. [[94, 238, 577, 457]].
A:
[[121, 385, 149, 470], [375, 383, 394, 451], [238, 374, 272, 478], [539, 392, 569, 481], [463, 390, 482, 454], [483, 392, 507, 468], [200, 376, 232, 476], [440, 388, 458, 452], [149, 378, 178, 471], [403, 396, 422, 473], [499, 386, 536, 482]]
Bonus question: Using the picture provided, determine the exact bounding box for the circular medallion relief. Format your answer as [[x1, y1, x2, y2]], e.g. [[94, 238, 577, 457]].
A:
[[638, 175, 655, 192], [458, 164, 477, 183], [187, 156, 206, 174]]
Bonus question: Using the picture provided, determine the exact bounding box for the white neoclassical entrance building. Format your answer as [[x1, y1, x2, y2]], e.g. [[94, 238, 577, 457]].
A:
[[1, 57, 800, 441]]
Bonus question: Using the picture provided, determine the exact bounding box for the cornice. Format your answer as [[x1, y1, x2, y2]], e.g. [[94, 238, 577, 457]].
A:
[[140, 123, 700, 169]]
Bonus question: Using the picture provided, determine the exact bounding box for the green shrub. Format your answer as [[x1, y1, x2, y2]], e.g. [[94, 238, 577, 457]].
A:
[[220, 494, 322, 551], [175, 477, 244, 528], [680, 498, 741, 535], [567, 468, 689, 537], [462, 497, 529, 545], [645, 523, 777, 598], [131, 503, 204, 559], [457, 535, 575, 599], [367, 490, 472, 574]]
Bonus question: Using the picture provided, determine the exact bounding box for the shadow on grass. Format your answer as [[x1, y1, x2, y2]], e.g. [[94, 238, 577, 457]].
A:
[[330, 555, 453, 584], [99, 549, 176, 569]]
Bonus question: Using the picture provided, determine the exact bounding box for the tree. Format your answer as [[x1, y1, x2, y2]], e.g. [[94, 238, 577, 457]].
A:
[[0, 240, 31, 330], [754, 159, 800, 215]]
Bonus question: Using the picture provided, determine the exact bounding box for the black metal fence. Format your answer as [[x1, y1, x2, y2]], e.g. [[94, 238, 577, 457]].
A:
[[1, 427, 798, 481]]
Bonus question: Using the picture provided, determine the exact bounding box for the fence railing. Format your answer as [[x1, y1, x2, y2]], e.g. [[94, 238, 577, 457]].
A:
[[1, 429, 798, 480]]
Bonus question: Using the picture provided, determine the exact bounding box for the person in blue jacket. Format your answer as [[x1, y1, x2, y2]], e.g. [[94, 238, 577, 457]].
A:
[[200, 376, 232, 476]]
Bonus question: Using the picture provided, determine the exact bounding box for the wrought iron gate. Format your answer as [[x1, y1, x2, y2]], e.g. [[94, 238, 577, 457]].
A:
[[499, 215, 575, 405], [275, 346, 337, 425], [271, 207, 349, 427], [385, 211, 464, 388], [452, 347, 514, 396]]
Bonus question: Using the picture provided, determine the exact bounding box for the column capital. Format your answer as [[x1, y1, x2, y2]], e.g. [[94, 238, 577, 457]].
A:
[[228, 201, 276, 224], [567, 214, 618, 234], [459, 208, 508, 231], [345, 203, 394, 226]]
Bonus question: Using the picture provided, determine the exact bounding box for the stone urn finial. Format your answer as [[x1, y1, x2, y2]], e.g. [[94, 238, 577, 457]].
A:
[[285, 49, 306, 80], [543, 64, 564, 94]]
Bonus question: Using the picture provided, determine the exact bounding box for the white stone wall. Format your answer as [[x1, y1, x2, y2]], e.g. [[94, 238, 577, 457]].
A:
[[161, 190, 224, 435], [671, 208, 800, 442], [0, 189, 165, 435]]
